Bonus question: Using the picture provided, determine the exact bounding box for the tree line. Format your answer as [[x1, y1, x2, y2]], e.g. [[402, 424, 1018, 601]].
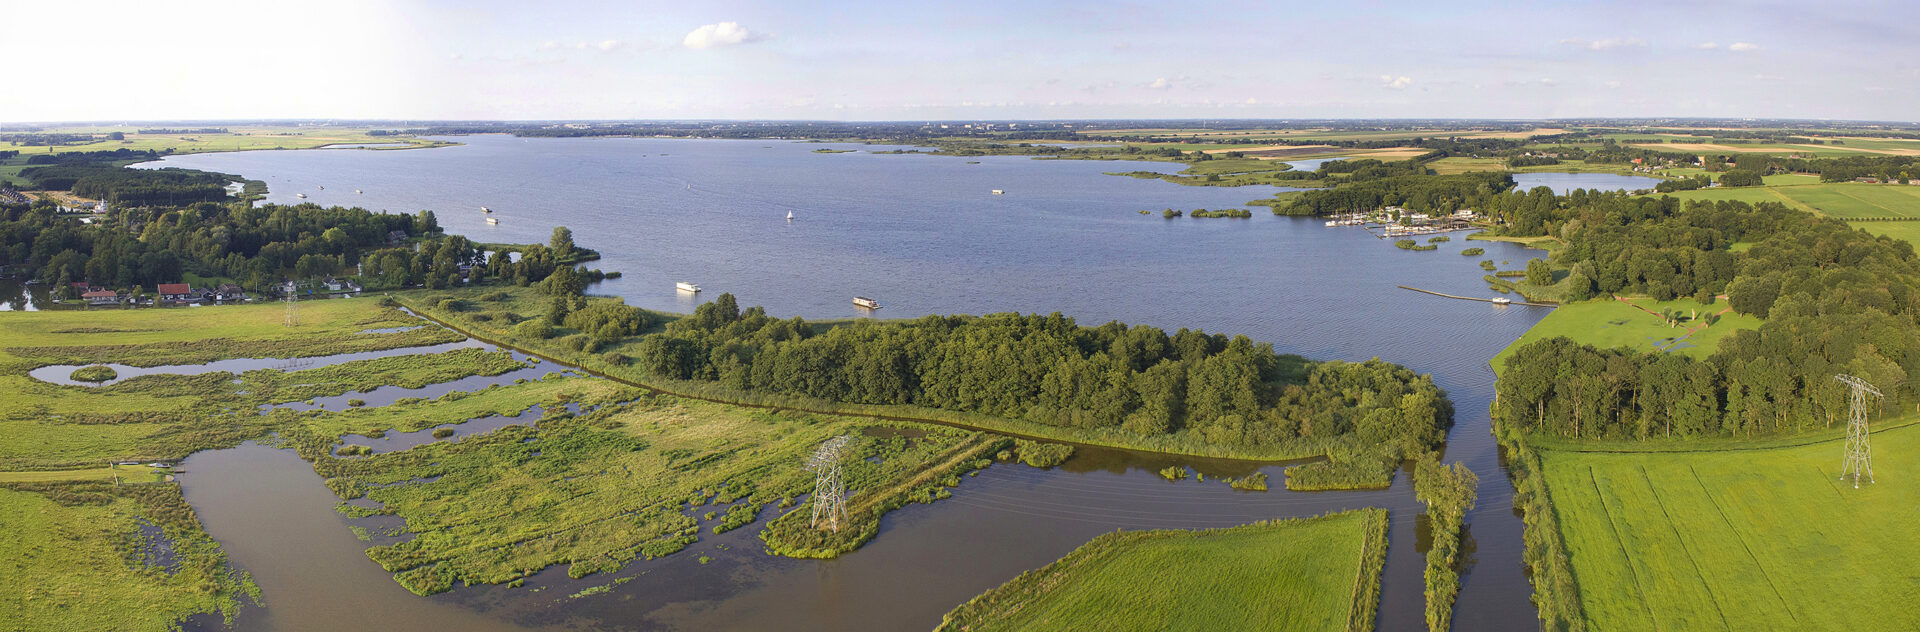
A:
[[622, 294, 1451, 452]]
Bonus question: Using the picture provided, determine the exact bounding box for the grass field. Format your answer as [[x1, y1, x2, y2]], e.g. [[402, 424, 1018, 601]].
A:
[[0, 484, 257, 630], [1491, 297, 1761, 372], [1651, 182, 1920, 219], [1850, 221, 1920, 246], [0, 126, 452, 185], [0, 464, 167, 483], [938, 509, 1388, 632], [1540, 422, 1920, 630]]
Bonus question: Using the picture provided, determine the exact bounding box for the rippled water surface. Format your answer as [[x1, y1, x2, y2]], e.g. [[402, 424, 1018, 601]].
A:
[[150, 137, 1554, 631]]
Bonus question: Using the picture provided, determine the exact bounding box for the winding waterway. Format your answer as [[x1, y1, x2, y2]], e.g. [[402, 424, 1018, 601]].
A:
[[150, 137, 1554, 630]]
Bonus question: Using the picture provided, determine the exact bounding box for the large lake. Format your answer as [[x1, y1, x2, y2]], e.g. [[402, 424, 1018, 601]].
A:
[[146, 137, 1553, 631]]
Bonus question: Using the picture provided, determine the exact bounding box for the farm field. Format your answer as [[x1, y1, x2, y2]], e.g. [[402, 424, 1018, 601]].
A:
[[1491, 297, 1759, 372], [1850, 221, 1920, 246], [938, 509, 1387, 632], [1539, 422, 1920, 631]]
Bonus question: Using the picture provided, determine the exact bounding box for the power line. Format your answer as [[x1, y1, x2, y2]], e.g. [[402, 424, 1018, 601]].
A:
[[283, 280, 298, 327], [1835, 374, 1882, 488]]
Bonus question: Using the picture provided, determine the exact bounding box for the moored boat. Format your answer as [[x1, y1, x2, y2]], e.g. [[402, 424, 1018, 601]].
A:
[[676, 282, 701, 293], [852, 296, 881, 309]]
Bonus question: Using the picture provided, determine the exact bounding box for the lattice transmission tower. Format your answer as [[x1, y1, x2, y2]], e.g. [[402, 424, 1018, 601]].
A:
[[1835, 374, 1883, 488], [807, 435, 854, 532], [283, 281, 298, 327]]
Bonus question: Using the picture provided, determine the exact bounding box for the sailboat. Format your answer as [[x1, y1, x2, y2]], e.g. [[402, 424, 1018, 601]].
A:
[[786, 210, 794, 221]]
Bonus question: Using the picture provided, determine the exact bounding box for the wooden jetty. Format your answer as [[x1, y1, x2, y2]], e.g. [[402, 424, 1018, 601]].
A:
[[1397, 285, 1555, 307]]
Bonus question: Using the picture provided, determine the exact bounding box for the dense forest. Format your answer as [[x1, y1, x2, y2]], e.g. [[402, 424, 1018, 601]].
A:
[[0, 195, 591, 295], [1492, 195, 1920, 440], [1272, 171, 1515, 216], [609, 294, 1452, 452]]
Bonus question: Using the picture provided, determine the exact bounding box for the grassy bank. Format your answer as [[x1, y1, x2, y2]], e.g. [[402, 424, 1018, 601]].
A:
[[1537, 422, 1920, 630], [0, 483, 258, 630], [938, 509, 1389, 632]]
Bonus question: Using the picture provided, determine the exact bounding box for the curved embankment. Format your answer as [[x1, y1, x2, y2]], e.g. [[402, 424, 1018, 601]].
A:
[[390, 296, 1376, 465]]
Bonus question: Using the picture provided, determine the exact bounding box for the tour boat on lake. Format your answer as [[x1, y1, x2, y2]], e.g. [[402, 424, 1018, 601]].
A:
[[676, 282, 701, 293], [1491, 297, 1512, 305], [485, 217, 499, 225], [852, 296, 881, 309]]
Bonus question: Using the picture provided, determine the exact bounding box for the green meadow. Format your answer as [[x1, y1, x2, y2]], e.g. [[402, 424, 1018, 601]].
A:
[[1491, 298, 1759, 372], [1540, 422, 1920, 631], [939, 509, 1388, 632]]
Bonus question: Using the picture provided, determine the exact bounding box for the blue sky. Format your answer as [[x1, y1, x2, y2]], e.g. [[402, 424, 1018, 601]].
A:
[[7, 0, 1918, 121]]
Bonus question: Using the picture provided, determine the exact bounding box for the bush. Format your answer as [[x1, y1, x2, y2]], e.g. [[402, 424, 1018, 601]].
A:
[[337, 444, 372, 457], [561, 333, 598, 353], [347, 399, 366, 407], [513, 319, 554, 339], [1228, 471, 1269, 491], [478, 291, 510, 302], [1395, 239, 1418, 249], [431, 428, 454, 439], [437, 298, 468, 312], [1013, 439, 1074, 468], [1427, 236, 1450, 243], [1461, 248, 1485, 256], [70, 365, 117, 382], [1159, 466, 1189, 481]]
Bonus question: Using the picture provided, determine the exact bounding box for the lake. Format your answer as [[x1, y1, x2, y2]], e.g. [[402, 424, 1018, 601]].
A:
[[147, 136, 1552, 631]]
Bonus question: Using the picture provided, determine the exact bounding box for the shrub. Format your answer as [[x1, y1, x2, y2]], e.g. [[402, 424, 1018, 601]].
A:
[[1395, 239, 1418, 249], [1013, 439, 1074, 468], [1461, 248, 1485, 256], [561, 333, 598, 353], [602, 352, 630, 366], [437, 298, 468, 312], [347, 399, 366, 407], [513, 319, 554, 339], [478, 291, 510, 302], [1159, 466, 1189, 481], [1229, 471, 1269, 491], [1427, 236, 1450, 243], [70, 365, 118, 382], [431, 428, 454, 439], [337, 444, 373, 457]]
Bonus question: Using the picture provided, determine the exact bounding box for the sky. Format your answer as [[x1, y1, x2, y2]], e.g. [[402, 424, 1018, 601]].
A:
[[6, 0, 1919, 122]]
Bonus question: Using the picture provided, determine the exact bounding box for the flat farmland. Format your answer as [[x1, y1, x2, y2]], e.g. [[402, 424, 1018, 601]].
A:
[[1541, 422, 1920, 631]]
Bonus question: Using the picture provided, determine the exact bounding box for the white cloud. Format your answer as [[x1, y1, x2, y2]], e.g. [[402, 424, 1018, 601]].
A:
[[1146, 77, 1172, 90], [1560, 37, 1646, 51], [597, 39, 622, 52], [1695, 42, 1721, 50], [1728, 42, 1760, 52], [684, 22, 764, 49], [1245, 97, 1258, 105], [1380, 75, 1412, 89]]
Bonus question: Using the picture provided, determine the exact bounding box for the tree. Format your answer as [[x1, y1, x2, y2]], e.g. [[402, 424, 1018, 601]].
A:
[[550, 226, 575, 260], [1525, 258, 1552, 286]]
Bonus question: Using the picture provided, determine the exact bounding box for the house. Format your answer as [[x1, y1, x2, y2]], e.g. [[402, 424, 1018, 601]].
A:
[[156, 283, 193, 302], [386, 230, 409, 245], [82, 290, 120, 305], [214, 284, 246, 301]]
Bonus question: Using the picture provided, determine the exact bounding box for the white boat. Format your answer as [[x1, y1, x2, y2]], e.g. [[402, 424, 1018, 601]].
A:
[[481, 206, 491, 213], [991, 189, 1005, 195], [676, 282, 701, 293], [355, 189, 362, 194], [1491, 297, 1512, 305], [317, 185, 324, 190], [786, 210, 794, 221], [852, 296, 881, 309], [1325, 220, 1338, 227], [296, 193, 306, 199], [485, 217, 499, 225]]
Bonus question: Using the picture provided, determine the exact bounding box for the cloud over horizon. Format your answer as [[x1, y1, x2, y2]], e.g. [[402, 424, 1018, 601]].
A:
[[684, 22, 764, 49]]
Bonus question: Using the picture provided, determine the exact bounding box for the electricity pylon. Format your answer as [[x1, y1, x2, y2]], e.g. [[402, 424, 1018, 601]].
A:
[[807, 435, 854, 532], [1835, 374, 1882, 488], [283, 281, 299, 327]]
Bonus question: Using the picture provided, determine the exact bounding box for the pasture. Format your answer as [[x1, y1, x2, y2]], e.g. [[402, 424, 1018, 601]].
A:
[[1540, 421, 1920, 631], [938, 509, 1388, 632], [1491, 297, 1759, 372]]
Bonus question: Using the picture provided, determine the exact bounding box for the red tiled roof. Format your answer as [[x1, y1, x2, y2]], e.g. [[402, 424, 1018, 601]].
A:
[[157, 283, 191, 295]]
